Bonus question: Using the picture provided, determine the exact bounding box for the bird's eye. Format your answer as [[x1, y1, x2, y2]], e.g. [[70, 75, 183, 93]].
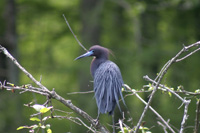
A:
[[91, 50, 94, 53]]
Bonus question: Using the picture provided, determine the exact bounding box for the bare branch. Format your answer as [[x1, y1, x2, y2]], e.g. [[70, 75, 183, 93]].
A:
[[0, 45, 109, 133], [0, 45, 50, 93], [134, 41, 200, 133], [67, 90, 94, 95], [62, 14, 88, 52], [119, 119, 125, 133], [180, 100, 191, 133], [75, 117, 98, 133], [135, 57, 174, 132], [144, 75, 185, 102], [157, 121, 168, 133], [194, 98, 200, 133], [124, 84, 176, 133], [176, 41, 200, 62], [1, 40, 200, 133]]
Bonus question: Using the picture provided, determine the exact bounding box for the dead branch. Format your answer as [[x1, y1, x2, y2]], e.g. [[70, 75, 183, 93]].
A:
[[135, 41, 200, 133], [0, 45, 109, 133]]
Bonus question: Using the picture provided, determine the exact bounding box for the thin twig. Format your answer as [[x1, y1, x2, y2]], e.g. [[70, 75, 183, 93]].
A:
[[176, 41, 200, 62], [124, 84, 176, 133], [119, 119, 125, 133], [180, 100, 191, 133], [67, 90, 94, 95], [134, 41, 200, 133], [2, 84, 49, 96], [144, 75, 185, 102], [75, 117, 97, 133], [154, 60, 171, 82], [135, 61, 170, 133], [62, 14, 88, 52], [194, 98, 200, 133], [157, 121, 168, 133], [0, 46, 50, 93]]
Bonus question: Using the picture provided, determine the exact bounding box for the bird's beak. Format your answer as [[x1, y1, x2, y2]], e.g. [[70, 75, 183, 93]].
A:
[[75, 51, 94, 60]]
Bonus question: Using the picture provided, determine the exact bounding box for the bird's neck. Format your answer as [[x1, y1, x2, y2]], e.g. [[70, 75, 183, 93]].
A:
[[91, 57, 107, 77]]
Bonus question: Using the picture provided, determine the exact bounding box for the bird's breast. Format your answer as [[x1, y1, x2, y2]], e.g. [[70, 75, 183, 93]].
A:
[[91, 58, 106, 77]]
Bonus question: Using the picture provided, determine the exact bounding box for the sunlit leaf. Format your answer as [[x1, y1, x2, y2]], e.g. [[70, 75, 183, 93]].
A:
[[40, 106, 53, 114], [168, 92, 172, 97], [148, 86, 154, 91], [30, 117, 40, 122], [195, 89, 200, 93], [47, 128, 52, 133], [148, 83, 154, 91], [24, 84, 31, 88], [139, 126, 149, 130], [17, 126, 28, 130], [7, 82, 15, 87]]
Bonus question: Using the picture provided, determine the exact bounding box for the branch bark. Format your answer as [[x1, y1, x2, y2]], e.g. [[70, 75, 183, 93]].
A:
[[0, 45, 109, 133], [135, 41, 200, 133], [194, 98, 200, 133]]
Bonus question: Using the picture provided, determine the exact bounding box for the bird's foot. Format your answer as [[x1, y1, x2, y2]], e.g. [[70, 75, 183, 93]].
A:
[[94, 118, 99, 126]]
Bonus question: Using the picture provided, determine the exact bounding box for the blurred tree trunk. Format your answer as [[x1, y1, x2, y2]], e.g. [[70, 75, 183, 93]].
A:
[[0, 0, 22, 132], [1, 0, 18, 83]]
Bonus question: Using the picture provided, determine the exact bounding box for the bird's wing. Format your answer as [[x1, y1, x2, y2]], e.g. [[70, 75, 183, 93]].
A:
[[94, 61, 125, 115]]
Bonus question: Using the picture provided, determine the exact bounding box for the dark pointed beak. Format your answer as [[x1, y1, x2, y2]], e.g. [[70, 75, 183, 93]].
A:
[[75, 51, 94, 60]]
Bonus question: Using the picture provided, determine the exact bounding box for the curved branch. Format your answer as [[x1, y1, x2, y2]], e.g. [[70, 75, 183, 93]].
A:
[[0, 45, 109, 133]]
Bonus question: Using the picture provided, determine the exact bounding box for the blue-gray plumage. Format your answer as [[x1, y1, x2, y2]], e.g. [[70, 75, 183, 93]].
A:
[[75, 45, 125, 116]]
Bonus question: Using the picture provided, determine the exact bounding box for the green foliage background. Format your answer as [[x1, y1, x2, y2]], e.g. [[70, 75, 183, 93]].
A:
[[0, 0, 200, 132]]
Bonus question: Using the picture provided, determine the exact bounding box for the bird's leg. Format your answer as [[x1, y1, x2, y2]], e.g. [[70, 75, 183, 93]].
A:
[[94, 113, 100, 126], [112, 113, 115, 133]]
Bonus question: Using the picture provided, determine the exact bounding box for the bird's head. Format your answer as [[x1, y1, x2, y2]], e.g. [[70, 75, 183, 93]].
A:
[[75, 45, 110, 60]]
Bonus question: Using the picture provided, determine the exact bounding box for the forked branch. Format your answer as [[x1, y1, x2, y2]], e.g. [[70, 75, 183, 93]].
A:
[[0, 45, 109, 133]]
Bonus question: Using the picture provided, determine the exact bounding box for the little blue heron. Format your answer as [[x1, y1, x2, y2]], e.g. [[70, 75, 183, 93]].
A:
[[75, 45, 126, 131]]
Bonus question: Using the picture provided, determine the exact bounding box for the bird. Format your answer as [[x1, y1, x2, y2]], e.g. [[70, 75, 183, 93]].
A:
[[75, 45, 126, 131]]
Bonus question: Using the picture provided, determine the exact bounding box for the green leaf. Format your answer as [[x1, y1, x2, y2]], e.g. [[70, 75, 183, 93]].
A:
[[40, 106, 53, 114], [7, 82, 15, 87], [168, 92, 172, 97], [139, 126, 149, 130], [17, 126, 28, 130], [195, 89, 200, 93], [30, 117, 40, 122], [123, 127, 130, 133], [24, 84, 31, 88], [148, 86, 154, 91], [47, 128, 52, 133]]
